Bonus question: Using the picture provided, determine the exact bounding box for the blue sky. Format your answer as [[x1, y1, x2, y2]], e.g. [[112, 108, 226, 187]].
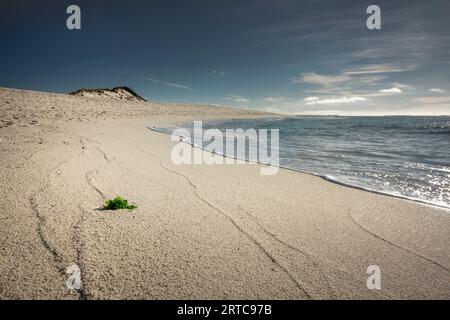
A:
[[1, 0, 449, 115]]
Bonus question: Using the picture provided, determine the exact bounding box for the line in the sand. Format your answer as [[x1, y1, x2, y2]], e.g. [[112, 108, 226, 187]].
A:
[[140, 146, 313, 299]]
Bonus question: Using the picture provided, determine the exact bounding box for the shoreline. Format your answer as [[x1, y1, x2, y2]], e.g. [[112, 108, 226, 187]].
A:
[[1, 87, 449, 299], [149, 124, 450, 212]]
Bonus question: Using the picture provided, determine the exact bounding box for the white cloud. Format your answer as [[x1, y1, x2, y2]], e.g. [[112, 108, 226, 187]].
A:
[[379, 87, 402, 94], [226, 95, 250, 103], [292, 72, 351, 85], [304, 96, 368, 105], [344, 64, 415, 75], [264, 96, 285, 102], [293, 68, 409, 96], [304, 97, 319, 103], [263, 107, 284, 113], [145, 77, 194, 91], [391, 82, 413, 89], [429, 88, 445, 93]]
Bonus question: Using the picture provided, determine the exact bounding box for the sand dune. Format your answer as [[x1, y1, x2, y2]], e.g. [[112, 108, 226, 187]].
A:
[[0, 87, 449, 299], [70, 87, 147, 102]]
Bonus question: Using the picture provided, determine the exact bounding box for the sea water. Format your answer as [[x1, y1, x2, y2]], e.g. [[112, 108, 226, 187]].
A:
[[155, 116, 450, 208]]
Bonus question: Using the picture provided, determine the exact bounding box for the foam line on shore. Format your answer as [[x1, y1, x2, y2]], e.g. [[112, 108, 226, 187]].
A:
[[148, 125, 450, 211]]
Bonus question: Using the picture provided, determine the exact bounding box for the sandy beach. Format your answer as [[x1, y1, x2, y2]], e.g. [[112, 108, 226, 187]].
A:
[[0, 87, 449, 300]]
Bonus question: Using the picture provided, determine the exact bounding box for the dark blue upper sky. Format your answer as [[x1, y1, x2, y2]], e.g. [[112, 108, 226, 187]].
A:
[[1, 0, 449, 115]]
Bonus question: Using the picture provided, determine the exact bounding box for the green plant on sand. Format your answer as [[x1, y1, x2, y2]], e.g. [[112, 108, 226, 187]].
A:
[[103, 197, 137, 211]]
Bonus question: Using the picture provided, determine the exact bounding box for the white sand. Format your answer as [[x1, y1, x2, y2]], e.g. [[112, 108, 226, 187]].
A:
[[0, 87, 449, 299]]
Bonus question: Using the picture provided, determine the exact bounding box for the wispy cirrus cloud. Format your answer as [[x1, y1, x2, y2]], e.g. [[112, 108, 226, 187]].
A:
[[242, 2, 449, 115], [292, 72, 350, 86], [304, 96, 368, 105], [145, 77, 195, 91], [294, 64, 413, 95], [264, 96, 285, 102], [391, 82, 414, 90], [343, 64, 416, 75], [226, 94, 251, 103], [379, 87, 402, 94], [430, 88, 445, 93]]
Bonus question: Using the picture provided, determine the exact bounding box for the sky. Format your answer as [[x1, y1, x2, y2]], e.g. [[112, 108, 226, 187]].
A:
[[1, 0, 450, 115]]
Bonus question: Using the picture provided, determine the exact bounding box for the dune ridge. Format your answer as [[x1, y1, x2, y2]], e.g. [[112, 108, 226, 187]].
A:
[[70, 86, 147, 102]]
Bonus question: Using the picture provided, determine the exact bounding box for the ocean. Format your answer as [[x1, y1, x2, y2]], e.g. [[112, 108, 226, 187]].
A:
[[155, 116, 450, 209]]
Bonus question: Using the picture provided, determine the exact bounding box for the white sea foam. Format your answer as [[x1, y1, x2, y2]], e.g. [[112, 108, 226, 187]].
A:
[[150, 115, 450, 209]]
